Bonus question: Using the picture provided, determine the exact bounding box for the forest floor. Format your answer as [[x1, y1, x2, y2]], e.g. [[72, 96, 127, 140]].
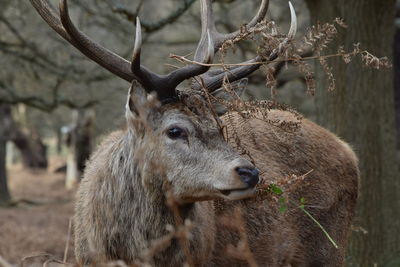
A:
[[0, 157, 76, 266]]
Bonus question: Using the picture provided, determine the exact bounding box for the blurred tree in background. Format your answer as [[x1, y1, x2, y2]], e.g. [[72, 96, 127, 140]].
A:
[[0, 105, 11, 205], [0, 0, 399, 265], [305, 0, 400, 265]]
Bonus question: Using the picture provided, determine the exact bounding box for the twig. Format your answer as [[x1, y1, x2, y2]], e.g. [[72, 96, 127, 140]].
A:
[[299, 205, 339, 249], [165, 190, 195, 267], [21, 253, 52, 267], [63, 218, 73, 262], [20, 252, 72, 267], [223, 207, 258, 267], [0, 255, 13, 267], [170, 54, 264, 67], [43, 258, 73, 267], [170, 49, 376, 68]]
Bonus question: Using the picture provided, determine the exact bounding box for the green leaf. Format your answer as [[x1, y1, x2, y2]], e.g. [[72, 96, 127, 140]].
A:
[[268, 184, 283, 195], [279, 196, 288, 213], [299, 197, 306, 208]]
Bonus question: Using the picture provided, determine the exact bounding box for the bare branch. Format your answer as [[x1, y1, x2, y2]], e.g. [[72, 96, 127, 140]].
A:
[[0, 14, 113, 83], [113, 0, 197, 33], [0, 81, 98, 112]]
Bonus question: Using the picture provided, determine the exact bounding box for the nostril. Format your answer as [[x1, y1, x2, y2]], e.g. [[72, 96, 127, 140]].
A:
[[236, 167, 259, 178], [250, 168, 260, 178], [235, 167, 260, 188]]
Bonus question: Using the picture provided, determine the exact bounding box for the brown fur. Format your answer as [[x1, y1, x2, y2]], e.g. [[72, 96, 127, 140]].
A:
[[213, 110, 359, 266], [74, 86, 359, 266]]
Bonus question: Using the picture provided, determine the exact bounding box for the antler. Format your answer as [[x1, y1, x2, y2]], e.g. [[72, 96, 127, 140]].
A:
[[30, 0, 297, 101], [30, 0, 134, 82], [30, 0, 214, 103], [131, 17, 213, 101], [194, 0, 269, 62], [193, 1, 298, 92]]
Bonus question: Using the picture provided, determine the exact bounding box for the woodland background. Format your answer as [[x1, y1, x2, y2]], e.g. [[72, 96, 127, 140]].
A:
[[0, 0, 399, 266]]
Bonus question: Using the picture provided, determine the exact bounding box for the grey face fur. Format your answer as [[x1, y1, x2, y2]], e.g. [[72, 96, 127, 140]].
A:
[[126, 81, 256, 202]]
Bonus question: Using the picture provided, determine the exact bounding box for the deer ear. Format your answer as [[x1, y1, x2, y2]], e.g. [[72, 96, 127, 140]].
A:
[[126, 80, 148, 117], [126, 80, 160, 131]]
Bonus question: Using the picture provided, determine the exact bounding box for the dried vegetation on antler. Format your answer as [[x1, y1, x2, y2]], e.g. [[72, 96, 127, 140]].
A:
[[174, 3, 391, 99], [171, 0, 390, 195]]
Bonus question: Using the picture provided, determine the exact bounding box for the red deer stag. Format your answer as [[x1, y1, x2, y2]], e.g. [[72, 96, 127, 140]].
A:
[[30, 0, 359, 266]]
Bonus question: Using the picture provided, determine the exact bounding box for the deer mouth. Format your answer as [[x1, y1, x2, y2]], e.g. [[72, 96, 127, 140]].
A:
[[219, 187, 256, 200]]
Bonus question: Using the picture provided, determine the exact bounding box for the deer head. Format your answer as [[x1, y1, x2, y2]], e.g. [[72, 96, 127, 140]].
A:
[[125, 79, 260, 202], [30, 0, 297, 201]]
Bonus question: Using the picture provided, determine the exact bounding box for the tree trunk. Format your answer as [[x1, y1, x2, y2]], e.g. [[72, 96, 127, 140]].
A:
[[305, 0, 400, 266], [65, 109, 94, 189], [0, 104, 48, 169], [11, 129, 48, 169], [0, 104, 11, 205], [394, 17, 400, 151], [56, 127, 62, 154], [0, 139, 10, 205]]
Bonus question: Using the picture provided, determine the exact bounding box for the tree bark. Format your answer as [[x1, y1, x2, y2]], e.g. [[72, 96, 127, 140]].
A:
[[305, 0, 400, 266], [394, 20, 400, 151], [0, 139, 10, 205], [0, 104, 11, 205], [11, 129, 48, 169], [56, 127, 62, 154], [0, 104, 48, 169], [65, 109, 94, 189]]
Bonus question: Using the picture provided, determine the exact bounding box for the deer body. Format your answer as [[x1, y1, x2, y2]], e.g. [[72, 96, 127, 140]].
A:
[[30, 0, 359, 266], [74, 106, 358, 266], [215, 110, 359, 266]]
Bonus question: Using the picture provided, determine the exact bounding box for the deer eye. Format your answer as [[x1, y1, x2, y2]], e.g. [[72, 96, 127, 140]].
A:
[[167, 127, 187, 140]]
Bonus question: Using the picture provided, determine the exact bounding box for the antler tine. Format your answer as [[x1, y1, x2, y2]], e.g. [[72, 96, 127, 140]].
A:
[[196, 0, 269, 60], [30, 0, 70, 41], [155, 29, 214, 100], [194, 1, 297, 92], [130, 17, 214, 101], [30, 0, 135, 81], [247, 0, 270, 30], [155, 23, 215, 90], [58, 0, 135, 82], [287, 1, 297, 39], [132, 17, 142, 70], [130, 17, 162, 93]]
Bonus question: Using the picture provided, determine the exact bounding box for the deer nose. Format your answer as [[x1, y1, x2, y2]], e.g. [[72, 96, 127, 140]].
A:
[[235, 167, 259, 188]]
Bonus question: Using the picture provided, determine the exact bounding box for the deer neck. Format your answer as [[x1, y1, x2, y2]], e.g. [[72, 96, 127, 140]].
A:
[[107, 132, 214, 265], [127, 175, 212, 265]]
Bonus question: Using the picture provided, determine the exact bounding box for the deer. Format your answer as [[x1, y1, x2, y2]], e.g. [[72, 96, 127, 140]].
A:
[[30, 0, 359, 266]]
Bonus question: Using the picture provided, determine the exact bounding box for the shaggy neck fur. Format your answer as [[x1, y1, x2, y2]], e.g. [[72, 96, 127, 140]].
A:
[[99, 130, 214, 266]]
